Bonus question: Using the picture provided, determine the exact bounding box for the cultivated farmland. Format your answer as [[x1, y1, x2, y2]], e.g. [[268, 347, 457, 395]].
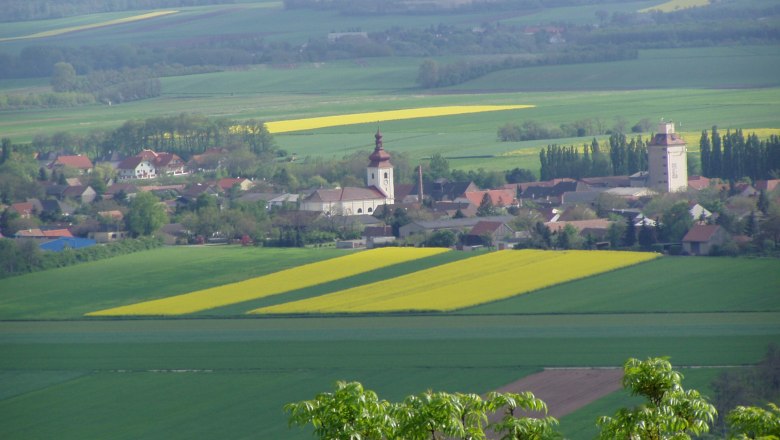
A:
[[0, 247, 778, 439], [252, 250, 658, 314]]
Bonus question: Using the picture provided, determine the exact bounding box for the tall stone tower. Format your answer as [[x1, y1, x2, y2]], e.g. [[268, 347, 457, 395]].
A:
[[647, 121, 688, 192], [366, 129, 394, 202]]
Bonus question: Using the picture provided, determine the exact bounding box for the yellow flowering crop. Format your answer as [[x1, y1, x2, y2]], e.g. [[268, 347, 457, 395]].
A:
[[0, 11, 178, 42], [264, 105, 534, 134], [251, 250, 658, 314], [86, 247, 449, 316], [638, 0, 709, 13]]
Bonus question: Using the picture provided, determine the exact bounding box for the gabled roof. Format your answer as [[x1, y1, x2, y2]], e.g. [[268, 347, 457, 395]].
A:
[[304, 187, 385, 203], [468, 220, 511, 236], [10, 201, 37, 217], [216, 177, 251, 191], [682, 224, 722, 243], [688, 175, 711, 191], [62, 185, 94, 198], [463, 189, 516, 207], [116, 156, 147, 170], [52, 155, 93, 170]]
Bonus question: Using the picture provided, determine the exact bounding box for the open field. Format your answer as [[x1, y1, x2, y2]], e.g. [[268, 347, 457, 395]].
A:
[[0, 248, 778, 439], [0, 11, 179, 42], [639, 0, 710, 13], [252, 250, 658, 314], [87, 247, 448, 316]]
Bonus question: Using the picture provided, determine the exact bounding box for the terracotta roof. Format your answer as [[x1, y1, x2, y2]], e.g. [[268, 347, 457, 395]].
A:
[[463, 189, 516, 207], [14, 228, 73, 238], [11, 202, 35, 216], [52, 155, 93, 169], [217, 178, 249, 191], [649, 132, 686, 147], [98, 210, 124, 221], [682, 224, 721, 243], [688, 175, 711, 191]]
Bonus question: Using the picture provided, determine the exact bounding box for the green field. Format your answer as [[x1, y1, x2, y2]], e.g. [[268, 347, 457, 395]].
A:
[[0, 247, 778, 439]]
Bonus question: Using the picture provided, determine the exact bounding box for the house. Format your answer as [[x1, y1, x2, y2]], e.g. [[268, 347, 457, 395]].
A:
[[398, 215, 514, 239], [545, 219, 612, 240], [689, 203, 712, 223], [687, 175, 712, 191], [401, 180, 479, 204], [40, 199, 75, 218], [300, 130, 394, 216], [15, 228, 73, 239], [49, 155, 94, 174], [756, 179, 780, 193], [180, 183, 222, 203], [461, 189, 517, 209], [61, 185, 96, 204], [88, 225, 128, 243], [10, 200, 43, 218], [117, 149, 186, 180], [216, 177, 254, 192], [518, 179, 578, 204], [462, 220, 515, 246], [104, 183, 139, 200], [682, 224, 728, 256]]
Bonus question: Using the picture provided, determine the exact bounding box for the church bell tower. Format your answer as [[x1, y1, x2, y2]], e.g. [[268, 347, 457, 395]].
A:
[[367, 129, 394, 202], [648, 121, 688, 192]]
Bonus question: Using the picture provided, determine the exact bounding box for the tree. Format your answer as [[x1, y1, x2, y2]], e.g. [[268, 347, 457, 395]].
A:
[[623, 216, 637, 247], [427, 153, 450, 181], [661, 202, 694, 242], [426, 229, 457, 248], [597, 357, 717, 440], [638, 222, 657, 250], [555, 224, 581, 250], [125, 192, 167, 237], [727, 403, 780, 439], [488, 391, 560, 440], [477, 193, 497, 217], [51, 62, 77, 92], [417, 59, 440, 88], [505, 168, 536, 184], [285, 381, 395, 440]]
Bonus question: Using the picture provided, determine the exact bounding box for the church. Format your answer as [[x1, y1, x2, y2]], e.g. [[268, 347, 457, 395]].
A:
[[299, 130, 395, 216]]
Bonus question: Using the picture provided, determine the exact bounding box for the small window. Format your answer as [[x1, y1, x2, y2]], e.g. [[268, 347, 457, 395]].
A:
[[384, 172, 388, 179], [371, 173, 374, 179], [357, 208, 363, 214], [367, 207, 373, 213]]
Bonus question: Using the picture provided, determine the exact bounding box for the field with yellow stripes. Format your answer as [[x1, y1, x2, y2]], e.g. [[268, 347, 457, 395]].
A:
[[251, 250, 659, 314], [638, 0, 709, 13], [264, 105, 533, 134], [0, 11, 178, 42], [86, 247, 448, 316]]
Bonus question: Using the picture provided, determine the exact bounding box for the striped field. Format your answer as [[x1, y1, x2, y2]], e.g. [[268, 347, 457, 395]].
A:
[[264, 105, 534, 133], [86, 247, 448, 316], [0, 11, 179, 42], [251, 250, 659, 314]]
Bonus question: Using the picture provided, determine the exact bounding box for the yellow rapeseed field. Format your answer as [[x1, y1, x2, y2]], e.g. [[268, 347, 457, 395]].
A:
[[251, 250, 659, 314], [264, 105, 534, 134], [0, 11, 178, 42], [639, 0, 709, 13], [86, 247, 449, 316]]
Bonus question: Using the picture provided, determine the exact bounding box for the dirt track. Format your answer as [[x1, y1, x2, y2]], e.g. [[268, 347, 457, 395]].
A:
[[494, 368, 624, 418]]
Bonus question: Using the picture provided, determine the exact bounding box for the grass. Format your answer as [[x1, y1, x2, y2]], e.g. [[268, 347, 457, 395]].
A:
[[0, 246, 344, 319], [0, 11, 179, 42], [461, 257, 780, 314], [1, 246, 777, 439]]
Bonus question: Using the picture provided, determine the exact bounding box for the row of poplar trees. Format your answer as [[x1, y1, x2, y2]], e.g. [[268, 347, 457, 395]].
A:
[[700, 127, 780, 181]]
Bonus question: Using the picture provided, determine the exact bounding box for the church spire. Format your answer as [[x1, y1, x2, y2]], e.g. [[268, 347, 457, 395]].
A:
[[369, 129, 391, 167]]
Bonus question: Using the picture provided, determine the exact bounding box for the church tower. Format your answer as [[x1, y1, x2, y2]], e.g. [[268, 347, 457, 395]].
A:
[[647, 121, 688, 192], [366, 129, 394, 202]]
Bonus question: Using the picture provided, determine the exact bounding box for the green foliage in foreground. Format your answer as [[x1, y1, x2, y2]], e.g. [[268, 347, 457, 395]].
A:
[[285, 358, 720, 440], [727, 403, 780, 439]]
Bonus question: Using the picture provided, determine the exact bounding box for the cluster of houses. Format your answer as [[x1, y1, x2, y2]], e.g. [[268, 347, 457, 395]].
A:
[[3, 125, 778, 256]]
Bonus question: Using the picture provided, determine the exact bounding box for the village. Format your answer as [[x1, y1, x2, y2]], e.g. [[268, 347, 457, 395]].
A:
[[2, 121, 779, 271]]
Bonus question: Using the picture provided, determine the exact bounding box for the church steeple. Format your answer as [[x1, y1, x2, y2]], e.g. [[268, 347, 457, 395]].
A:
[[366, 129, 394, 202]]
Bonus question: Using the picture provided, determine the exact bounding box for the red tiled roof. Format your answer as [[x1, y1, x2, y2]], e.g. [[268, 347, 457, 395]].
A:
[[217, 178, 249, 191], [682, 224, 721, 243], [463, 189, 516, 207], [43, 229, 73, 238], [53, 155, 93, 169], [469, 221, 507, 236], [11, 202, 35, 216], [688, 175, 711, 191], [755, 179, 780, 192], [117, 156, 146, 170]]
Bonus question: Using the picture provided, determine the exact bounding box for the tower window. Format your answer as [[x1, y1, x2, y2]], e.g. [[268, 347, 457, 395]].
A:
[[357, 208, 363, 214], [384, 172, 388, 179], [371, 173, 374, 179]]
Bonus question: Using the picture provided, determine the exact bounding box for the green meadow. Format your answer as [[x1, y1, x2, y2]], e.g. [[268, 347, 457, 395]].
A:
[[0, 247, 778, 439]]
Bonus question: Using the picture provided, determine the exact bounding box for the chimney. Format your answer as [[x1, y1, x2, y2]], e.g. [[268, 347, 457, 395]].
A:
[[418, 165, 424, 202]]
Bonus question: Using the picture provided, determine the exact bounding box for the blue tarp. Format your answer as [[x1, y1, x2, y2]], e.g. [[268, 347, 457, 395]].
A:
[[39, 237, 97, 252]]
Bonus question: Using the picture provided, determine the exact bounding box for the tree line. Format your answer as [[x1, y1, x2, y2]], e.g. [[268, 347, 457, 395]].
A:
[[539, 134, 646, 181], [416, 46, 637, 88], [700, 127, 780, 182]]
